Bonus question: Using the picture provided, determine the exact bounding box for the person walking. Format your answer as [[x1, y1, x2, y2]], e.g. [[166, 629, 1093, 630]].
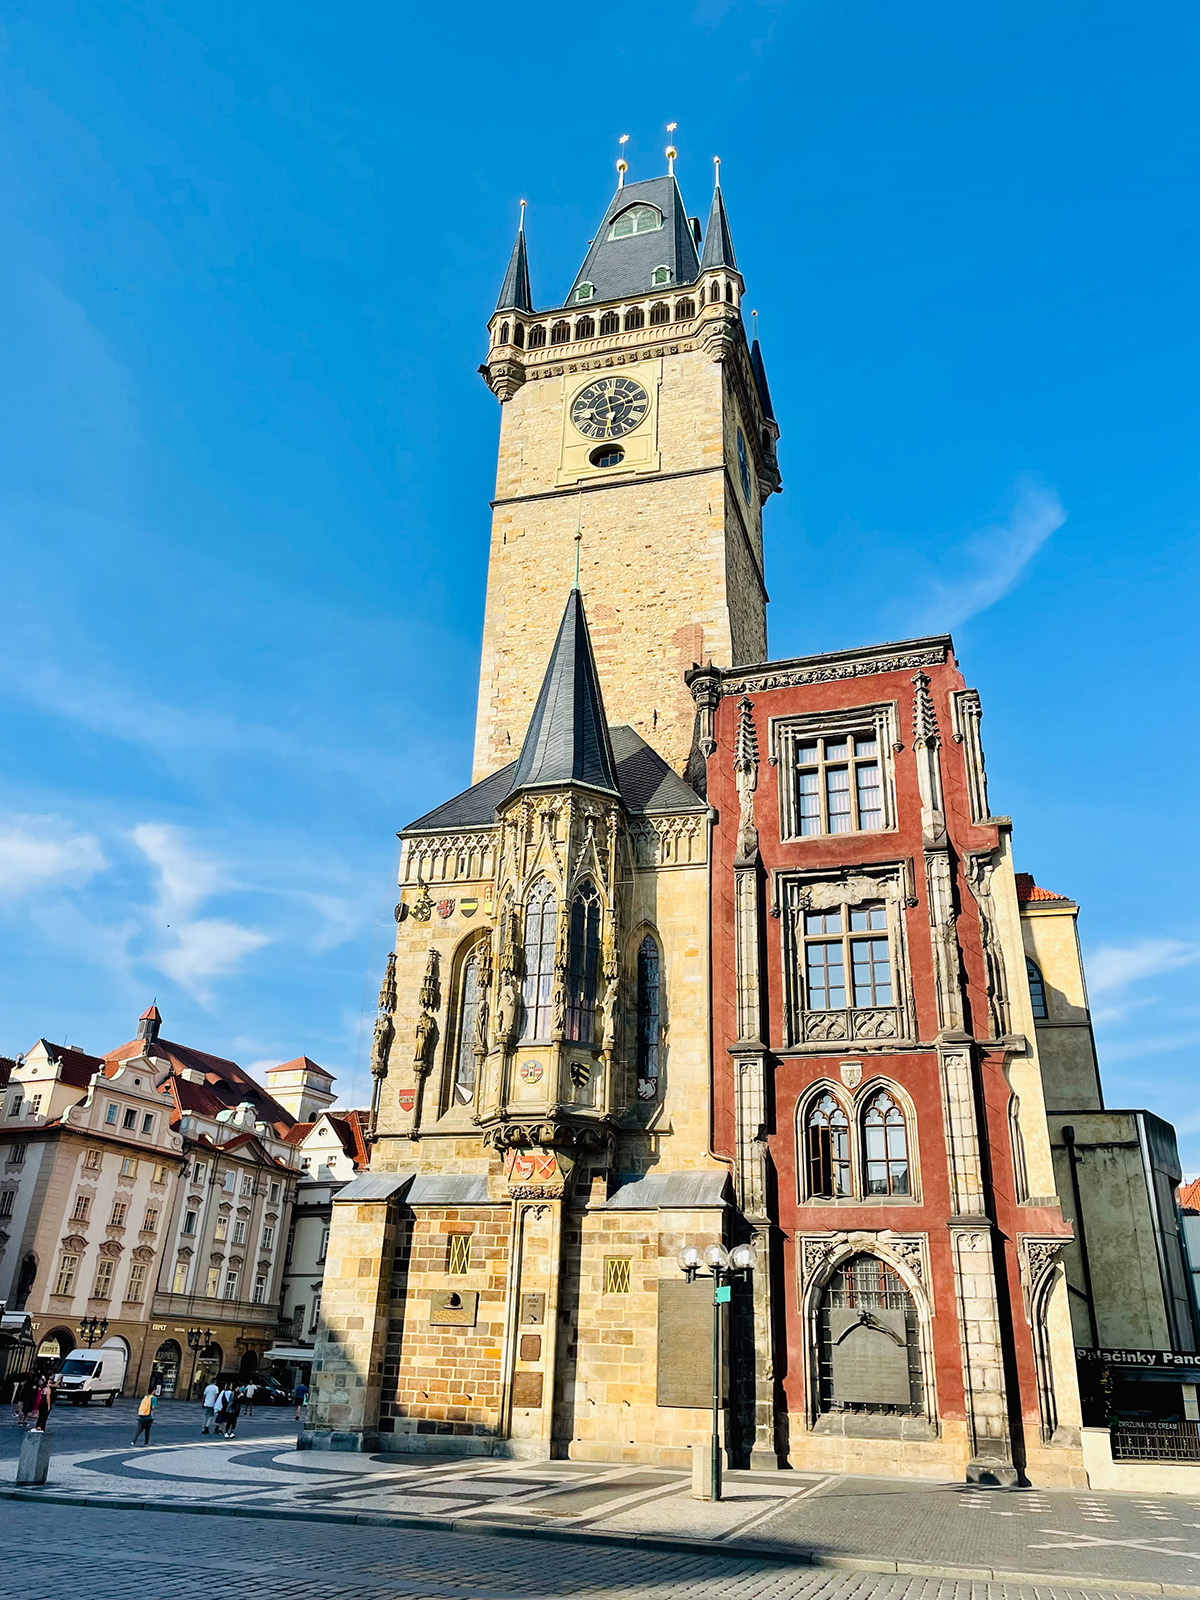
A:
[[131, 1387, 156, 1447], [16, 1372, 38, 1426], [293, 1379, 309, 1422], [242, 1380, 256, 1417], [213, 1383, 234, 1436], [31, 1379, 53, 1433], [201, 1378, 220, 1434], [223, 1385, 243, 1440]]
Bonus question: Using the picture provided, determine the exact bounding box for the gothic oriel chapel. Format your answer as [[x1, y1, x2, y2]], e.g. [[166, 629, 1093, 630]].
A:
[[305, 158, 1103, 1483]]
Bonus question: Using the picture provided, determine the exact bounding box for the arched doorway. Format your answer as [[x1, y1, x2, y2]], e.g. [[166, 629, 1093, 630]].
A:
[[817, 1254, 925, 1418], [150, 1338, 182, 1398], [35, 1327, 74, 1372], [238, 1349, 258, 1377]]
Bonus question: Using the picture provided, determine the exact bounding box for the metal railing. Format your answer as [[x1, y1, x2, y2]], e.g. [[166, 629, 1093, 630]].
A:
[[1111, 1419, 1200, 1462]]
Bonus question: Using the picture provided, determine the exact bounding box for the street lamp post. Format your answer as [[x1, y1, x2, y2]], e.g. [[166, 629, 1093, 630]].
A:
[[77, 1315, 109, 1348], [677, 1240, 755, 1502], [186, 1326, 213, 1401]]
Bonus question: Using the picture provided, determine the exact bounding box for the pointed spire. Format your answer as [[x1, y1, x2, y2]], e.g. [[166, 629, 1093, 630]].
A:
[[749, 338, 775, 422], [507, 589, 619, 800], [700, 160, 737, 272], [495, 203, 532, 313], [138, 1004, 161, 1044]]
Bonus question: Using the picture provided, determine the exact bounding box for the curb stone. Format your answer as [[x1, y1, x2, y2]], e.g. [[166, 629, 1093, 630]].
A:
[[1, 1487, 1198, 1596]]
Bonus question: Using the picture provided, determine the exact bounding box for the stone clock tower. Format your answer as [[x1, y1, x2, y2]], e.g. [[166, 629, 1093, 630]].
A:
[[475, 169, 781, 780]]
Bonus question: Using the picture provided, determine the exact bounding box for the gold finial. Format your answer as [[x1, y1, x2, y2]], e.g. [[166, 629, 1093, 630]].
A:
[[617, 133, 629, 187], [666, 122, 678, 177], [713, 154, 721, 188]]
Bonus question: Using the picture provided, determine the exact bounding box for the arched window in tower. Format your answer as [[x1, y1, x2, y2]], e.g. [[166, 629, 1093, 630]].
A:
[[725, 281, 734, 303], [512, 323, 526, 348], [608, 203, 663, 239], [804, 1091, 852, 1198], [862, 1089, 910, 1196], [450, 943, 484, 1106], [674, 298, 695, 320], [498, 321, 509, 345], [817, 1254, 924, 1416], [566, 882, 602, 1043], [636, 934, 661, 1098], [709, 282, 721, 303], [575, 315, 595, 339], [649, 301, 671, 325], [598, 311, 620, 336], [624, 306, 645, 331], [550, 320, 571, 345], [520, 881, 557, 1040], [1026, 956, 1048, 1020], [527, 323, 546, 349]]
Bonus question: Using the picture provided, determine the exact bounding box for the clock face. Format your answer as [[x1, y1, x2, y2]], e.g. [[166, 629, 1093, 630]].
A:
[[570, 377, 650, 441], [737, 428, 752, 502]]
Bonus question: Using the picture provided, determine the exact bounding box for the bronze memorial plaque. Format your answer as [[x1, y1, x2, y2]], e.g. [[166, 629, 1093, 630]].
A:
[[519, 1334, 541, 1362], [511, 1370, 543, 1408], [519, 1292, 545, 1324], [656, 1277, 716, 1408], [428, 1289, 479, 1327], [827, 1308, 911, 1405]]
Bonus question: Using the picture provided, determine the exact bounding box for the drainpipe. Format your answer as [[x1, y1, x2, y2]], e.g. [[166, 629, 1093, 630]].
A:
[[1062, 1125, 1100, 1347], [705, 802, 734, 1174]]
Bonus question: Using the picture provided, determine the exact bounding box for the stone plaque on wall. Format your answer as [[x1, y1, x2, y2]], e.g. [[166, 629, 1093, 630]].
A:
[[520, 1292, 545, 1324], [512, 1370, 543, 1408], [656, 1278, 715, 1409], [428, 1289, 479, 1327], [519, 1334, 541, 1362], [828, 1309, 910, 1405]]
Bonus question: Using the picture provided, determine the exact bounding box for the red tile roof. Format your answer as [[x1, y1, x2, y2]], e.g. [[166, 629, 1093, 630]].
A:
[[328, 1109, 371, 1168], [103, 1036, 294, 1132], [1180, 1178, 1200, 1213], [282, 1121, 316, 1147], [139, 1004, 162, 1023], [1015, 872, 1071, 904], [33, 1041, 106, 1089], [274, 1055, 335, 1082], [0, 1056, 15, 1089]]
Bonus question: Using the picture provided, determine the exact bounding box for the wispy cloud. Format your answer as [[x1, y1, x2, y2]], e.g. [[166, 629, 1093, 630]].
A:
[[0, 815, 107, 899], [1086, 938, 1200, 999], [913, 481, 1066, 631], [133, 823, 268, 1001]]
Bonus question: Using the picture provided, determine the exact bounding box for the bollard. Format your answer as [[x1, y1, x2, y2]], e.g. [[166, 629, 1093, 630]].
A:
[[16, 1430, 51, 1487], [691, 1443, 719, 1501]]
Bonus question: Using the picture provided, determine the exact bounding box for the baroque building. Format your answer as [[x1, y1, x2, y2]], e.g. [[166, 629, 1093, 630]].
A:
[[305, 156, 1192, 1482]]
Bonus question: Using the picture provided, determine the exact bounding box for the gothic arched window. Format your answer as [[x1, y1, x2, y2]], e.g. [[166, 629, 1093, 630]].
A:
[[1027, 956, 1048, 1020], [550, 320, 571, 345], [674, 298, 695, 320], [709, 282, 721, 303], [817, 1254, 923, 1416], [862, 1089, 910, 1196], [608, 203, 663, 239], [636, 934, 661, 1097], [804, 1091, 851, 1198], [598, 311, 620, 336], [649, 300, 671, 325], [566, 882, 602, 1043], [624, 306, 645, 331], [498, 321, 509, 345], [575, 315, 595, 339], [513, 322, 526, 348], [521, 881, 557, 1041], [450, 943, 484, 1106], [725, 281, 734, 303], [527, 323, 546, 349]]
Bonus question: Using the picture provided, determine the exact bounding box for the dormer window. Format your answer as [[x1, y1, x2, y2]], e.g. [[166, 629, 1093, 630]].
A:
[[609, 204, 663, 239], [574, 282, 595, 303], [651, 266, 672, 286]]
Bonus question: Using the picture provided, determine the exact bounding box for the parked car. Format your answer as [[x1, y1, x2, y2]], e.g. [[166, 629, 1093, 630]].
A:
[[248, 1374, 293, 1405], [51, 1343, 127, 1405]]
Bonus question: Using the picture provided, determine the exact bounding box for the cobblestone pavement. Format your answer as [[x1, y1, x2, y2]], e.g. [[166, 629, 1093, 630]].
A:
[[0, 1499, 1186, 1600], [5, 1404, 1200, 1593]]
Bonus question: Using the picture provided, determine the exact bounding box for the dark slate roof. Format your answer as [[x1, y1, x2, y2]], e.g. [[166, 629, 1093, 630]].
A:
[[750, 338, 775, 422], [508, 588, 619, 799], [404, 725, 703, 833], [699, 182, 737, 271], [495, 224, 532, 313], [566, 177, 701, 306], [603, 1171, 731, 1210]]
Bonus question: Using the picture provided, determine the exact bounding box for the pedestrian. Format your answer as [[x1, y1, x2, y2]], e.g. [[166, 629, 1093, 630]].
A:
[[201, 1377, 220, 1434], [131, 1386, 156, 1446], [31, 1379, 52, 1433], [242, 1380, 256, 1417], [16, 1373, 38, 1426], [223, 1385, 242, 1440], [293, 1379, 309, 1422]]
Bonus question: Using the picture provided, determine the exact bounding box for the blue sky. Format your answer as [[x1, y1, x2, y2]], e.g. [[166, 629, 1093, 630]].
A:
[[0, 4, 1196, 1156]]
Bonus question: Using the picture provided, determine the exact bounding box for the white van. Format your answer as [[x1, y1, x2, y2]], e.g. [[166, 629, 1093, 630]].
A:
[[52, 1342, 127, 1405]]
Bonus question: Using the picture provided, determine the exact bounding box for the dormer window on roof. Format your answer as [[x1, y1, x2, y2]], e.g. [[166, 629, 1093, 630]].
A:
[[609, 204, 662, 239], [651, 265, 672, 286], [573, 282, 595, 303]]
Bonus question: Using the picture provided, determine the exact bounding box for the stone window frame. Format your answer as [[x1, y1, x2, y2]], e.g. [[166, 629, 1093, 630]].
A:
[[446, 1233, 473, 1276], [795, 1075, 922, 1206], [633, 926, 664, 1102], [1026, 956, 1049, 1021], [92, 1257, 115, 1300], [771, 702, 900, 843], [796, 1232, 938, 1437], [778, 863, 916, 1049]]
